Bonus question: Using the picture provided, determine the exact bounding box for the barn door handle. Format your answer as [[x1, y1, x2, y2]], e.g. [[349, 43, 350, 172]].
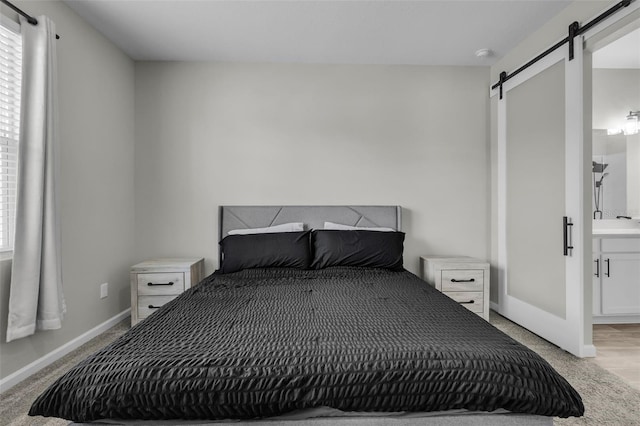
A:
[[563, 216, 574, 256]]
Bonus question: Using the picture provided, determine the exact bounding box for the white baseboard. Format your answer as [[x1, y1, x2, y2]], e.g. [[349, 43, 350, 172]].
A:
[[0, 308, 130, 393], [581, 344, 597, 358], [593, 315, 640, 324]]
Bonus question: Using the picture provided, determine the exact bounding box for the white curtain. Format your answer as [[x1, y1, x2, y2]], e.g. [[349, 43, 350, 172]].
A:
[[6, 16, 65, 343]]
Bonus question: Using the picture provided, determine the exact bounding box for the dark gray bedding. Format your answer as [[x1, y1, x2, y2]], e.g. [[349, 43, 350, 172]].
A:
[[30, 267, 583, 422]]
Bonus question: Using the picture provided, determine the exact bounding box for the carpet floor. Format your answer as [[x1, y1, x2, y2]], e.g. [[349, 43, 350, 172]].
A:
[[1, 313, 639, 426]]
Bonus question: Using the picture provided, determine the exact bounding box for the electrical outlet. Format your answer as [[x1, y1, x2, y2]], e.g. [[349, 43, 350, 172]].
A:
[[100, 282, 108, 299]]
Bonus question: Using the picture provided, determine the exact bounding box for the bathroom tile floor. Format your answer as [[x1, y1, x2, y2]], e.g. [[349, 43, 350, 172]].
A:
[[592, 323, 640, 390]]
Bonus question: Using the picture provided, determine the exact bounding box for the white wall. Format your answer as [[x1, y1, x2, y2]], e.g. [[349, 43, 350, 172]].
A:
[[0, 1, 135, 380], [593, 68, 640, 130], [135, 62, 490, 276]]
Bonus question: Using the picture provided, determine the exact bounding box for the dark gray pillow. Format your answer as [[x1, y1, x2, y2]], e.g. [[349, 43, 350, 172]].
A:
[[311, 230, 404, 270], [219, 231, 311, 274]]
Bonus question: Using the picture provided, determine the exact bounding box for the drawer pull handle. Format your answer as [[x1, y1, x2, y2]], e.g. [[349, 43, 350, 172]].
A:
[[147, 282, 174, 286], [148, 305, 162, 309], [563, 216, 574, 256], [451, 278, 475, 283], [460, 300, 475, 304], [594, 259, 600, 278]]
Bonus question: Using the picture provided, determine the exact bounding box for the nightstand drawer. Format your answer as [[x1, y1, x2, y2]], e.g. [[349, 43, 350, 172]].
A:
[[421, 256, 489, 321], [138, 295, 179, 318], [137, 273, 184, 295], [441, 270, 484, 291], [445, 291, 483, 313]]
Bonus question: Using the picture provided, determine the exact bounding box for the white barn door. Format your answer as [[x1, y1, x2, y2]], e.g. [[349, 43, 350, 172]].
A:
[[493, 38, 589, 357], [493, 1, 640, 358]]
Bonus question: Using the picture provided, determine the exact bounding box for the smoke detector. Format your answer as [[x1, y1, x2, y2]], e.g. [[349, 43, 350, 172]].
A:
[[475, 48, 493, 58]]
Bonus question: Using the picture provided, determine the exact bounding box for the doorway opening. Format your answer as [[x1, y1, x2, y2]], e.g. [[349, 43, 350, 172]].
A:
[[589, 21, 640, 390]]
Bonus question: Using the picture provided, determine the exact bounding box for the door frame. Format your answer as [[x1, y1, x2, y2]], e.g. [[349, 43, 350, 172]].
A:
[[583, 3, 640, 326]]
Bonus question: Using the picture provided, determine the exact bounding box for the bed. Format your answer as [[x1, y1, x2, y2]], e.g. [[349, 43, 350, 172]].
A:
[[29, 205, 583, 425]]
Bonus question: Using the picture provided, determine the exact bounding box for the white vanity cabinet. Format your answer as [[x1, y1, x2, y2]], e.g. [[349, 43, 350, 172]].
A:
[[593, 237, 640, 323]]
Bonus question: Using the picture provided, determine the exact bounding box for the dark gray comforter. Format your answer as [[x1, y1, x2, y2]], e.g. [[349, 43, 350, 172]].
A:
[[30, 267, 584, 421]]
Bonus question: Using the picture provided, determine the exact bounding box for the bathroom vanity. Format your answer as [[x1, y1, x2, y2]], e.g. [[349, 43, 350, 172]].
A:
[[592, 220, 640, 324]]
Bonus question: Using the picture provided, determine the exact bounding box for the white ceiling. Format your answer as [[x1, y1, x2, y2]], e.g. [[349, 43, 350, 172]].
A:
[[593, 27, 640, 69], [62, 0, 571, 66]]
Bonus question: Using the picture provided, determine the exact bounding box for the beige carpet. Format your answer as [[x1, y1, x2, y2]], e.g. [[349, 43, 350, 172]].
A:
[[490, 315, 640, 426], [0, 323, 129, 426], [1, 313, 639, 426]]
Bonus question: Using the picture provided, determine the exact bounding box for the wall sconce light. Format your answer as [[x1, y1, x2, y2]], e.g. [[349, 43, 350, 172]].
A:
[[607, 110, 639, 136], [624, 111, 639, 136]]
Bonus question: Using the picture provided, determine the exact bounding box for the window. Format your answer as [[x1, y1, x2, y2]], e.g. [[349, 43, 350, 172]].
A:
[[0, 20, 21, 252]]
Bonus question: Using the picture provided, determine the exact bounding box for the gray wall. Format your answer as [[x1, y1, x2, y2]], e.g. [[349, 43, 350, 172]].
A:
[[0, 1, 135, 380], [489, 2, 611, 83], [1, 3, 492, 383], [134, 62, 491, 276], [628, 134, 640, 218]]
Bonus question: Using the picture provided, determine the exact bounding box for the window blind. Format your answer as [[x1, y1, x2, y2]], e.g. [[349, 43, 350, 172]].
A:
[[0, 22, 21, 251]]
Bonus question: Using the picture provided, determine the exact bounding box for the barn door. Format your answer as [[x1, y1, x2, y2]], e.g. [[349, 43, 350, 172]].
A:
[[493, 37, 588, 357]]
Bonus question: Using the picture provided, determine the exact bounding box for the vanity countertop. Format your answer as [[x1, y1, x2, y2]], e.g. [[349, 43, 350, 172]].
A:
[[593, 219, 640, 238], [593, 228, 640, 238]]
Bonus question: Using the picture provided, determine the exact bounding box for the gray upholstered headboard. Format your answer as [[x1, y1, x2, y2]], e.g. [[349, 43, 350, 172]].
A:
[[218, 205, 402, 264]]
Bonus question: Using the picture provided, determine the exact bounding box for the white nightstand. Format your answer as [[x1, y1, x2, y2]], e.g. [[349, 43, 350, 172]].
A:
[[420, 256, 490, 321], [130, 258, 205, 326]]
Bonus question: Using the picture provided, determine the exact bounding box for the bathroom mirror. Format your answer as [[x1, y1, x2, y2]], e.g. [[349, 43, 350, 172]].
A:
[[592, 27, 640, 220], [592, 130, 639, 219]]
